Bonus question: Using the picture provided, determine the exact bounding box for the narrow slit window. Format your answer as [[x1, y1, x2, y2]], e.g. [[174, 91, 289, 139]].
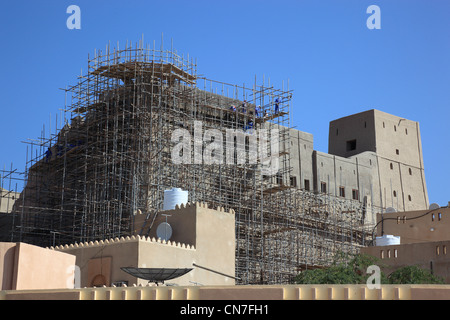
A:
[[304, 179, 310, 191], [352, 189, 359, 200], [290, 176, 297, 187], [321, 182, 327, 194], [339, 186, 345, 197]]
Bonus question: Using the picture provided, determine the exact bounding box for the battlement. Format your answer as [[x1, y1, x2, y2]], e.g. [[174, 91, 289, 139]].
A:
[[50, 234, 196, 251]]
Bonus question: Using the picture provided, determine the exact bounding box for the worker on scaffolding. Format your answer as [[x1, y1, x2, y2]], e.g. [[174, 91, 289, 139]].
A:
[[255, 105, 261, 118], [241, 100, 247, 114], [44, 148, 52, 163], [244, 119, 254, 133], [230, 105, 236, 112], [274, 98, 280, 114]]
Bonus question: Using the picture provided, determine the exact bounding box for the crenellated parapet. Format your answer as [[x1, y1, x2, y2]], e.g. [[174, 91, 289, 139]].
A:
[[49, 234, 196, 251], [169, 201, 235, 215]]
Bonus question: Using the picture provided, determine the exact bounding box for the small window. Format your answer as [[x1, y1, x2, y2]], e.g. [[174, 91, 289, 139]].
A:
[[408, 195, 412, 201], [390, 163, 394, 170], [438, 212, 442, 221], [436, 246, 440, 255], [396, 149, 399, 155], [336, 128, 339, 136], [397, 216, 400, 224], [380, 250, 385, 259], [304, 179, 310, 191], [346, 139, 357, 151], [352, 189, 359, 200], [321, 182, 327, 194], [394, 125, 397, 132], [409, 168, 412, 175], [394, 249, 398, 258], [432, 214, 435, 221], [339, 186, 345, 197], [364, 121, 367, 128], [383, 122, 385, 128], [444, 245, 447, 255], [290, 176, 297, 187], [276, 173, 282, 185], [393, 190, 397, 197], [405, 128, 408, 135]]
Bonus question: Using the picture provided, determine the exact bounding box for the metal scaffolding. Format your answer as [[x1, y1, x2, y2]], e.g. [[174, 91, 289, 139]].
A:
[[5, 40, 378, 284]]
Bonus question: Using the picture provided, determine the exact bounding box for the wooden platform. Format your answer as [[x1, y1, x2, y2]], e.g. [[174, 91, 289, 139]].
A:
[[92, 62, 196, 85]]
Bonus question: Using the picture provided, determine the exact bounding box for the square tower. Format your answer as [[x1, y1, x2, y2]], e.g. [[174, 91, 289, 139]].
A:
[[328, 109, 429, 211]]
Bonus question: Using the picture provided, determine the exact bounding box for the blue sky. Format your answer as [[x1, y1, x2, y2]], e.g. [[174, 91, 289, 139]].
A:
[[0, 0, 449, 206]]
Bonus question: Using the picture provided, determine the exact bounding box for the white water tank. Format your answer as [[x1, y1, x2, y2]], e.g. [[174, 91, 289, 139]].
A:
[[163, 188, 188, 210], [375, 235, 400, 246]]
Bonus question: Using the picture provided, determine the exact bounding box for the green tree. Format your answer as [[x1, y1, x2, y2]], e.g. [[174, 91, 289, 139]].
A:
[[293, 252, 446, 285], [388, 265, 445, 284], [294, 252, 388, 285]]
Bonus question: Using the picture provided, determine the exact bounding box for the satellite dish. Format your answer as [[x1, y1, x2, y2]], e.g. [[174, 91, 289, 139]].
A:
[[429, 203, 440, 210], [121, 267, 192, 285], [385, 207, 396, 213], [156, 222, 173, 241]]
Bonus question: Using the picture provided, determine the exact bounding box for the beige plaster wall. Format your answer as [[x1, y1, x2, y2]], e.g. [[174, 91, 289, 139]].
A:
[[194, 206, 235, 285], [288, 128, 314, 191], [375, 207, 450, 244], [13, 242, 76, 290], [0, 242, 16, 290], [55, 239, 139, 288], [137, 239, 197, 286], [139, 203, 235, 285], [6, 284, 450, 300], [361, 207, 450, 283], [54, 203, 236, 287], [361, 240, 450, 283], [0, 242, 76, 290]]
